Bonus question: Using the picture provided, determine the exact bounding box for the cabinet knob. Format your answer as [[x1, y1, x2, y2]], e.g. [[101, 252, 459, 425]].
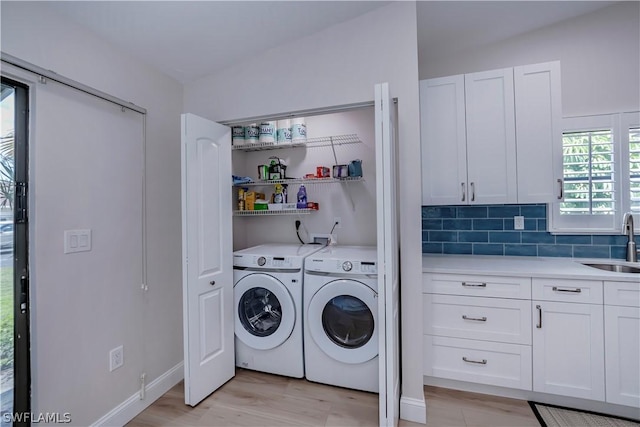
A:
[[209, 280, 216, 286]]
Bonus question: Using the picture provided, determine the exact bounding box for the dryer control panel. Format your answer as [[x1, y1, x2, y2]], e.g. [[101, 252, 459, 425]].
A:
[[306, 258, 377, 275]]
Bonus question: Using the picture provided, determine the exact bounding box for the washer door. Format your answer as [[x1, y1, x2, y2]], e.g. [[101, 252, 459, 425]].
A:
[[234, 273, 295, 350], [307, 279, 378, 364]]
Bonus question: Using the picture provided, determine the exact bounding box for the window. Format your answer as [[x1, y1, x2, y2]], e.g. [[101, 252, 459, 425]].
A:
[[549, 112, 639, 233], [627, 123, 640, 213]]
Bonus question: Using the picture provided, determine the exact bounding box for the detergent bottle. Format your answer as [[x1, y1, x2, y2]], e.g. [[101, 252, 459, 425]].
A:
[[296, 185, 307, 209]]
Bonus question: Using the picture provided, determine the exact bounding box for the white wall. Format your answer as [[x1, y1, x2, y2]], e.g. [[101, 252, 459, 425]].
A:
[[419, 2, 640, 116], [184, 1, 425, 421], [1, 2, 184, 425]]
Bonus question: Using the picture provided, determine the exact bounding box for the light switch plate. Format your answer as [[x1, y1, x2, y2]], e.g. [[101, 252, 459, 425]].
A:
[[64, 229, 92, 254]]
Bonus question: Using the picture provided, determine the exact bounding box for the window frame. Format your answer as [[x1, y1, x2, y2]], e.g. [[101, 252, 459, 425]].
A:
[[548, 112, 639, 234]]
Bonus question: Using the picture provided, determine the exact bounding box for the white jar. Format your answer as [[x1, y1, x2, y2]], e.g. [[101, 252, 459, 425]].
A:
[[244, 123, 260, 144], [259, 121, 276, 143], [277, 119, 292, 144], [291, 117, 307, 142], [232, 126, 245, 146]]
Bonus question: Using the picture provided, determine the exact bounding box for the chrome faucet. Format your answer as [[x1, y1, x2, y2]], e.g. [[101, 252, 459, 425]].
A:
[[623, 213, 638, 262]]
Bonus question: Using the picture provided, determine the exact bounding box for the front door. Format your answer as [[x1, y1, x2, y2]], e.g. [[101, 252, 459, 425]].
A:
[[181, 113, 234, 406]]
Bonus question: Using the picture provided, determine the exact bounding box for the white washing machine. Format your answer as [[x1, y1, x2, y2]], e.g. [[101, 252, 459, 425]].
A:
[[303, 245, 378, 393], [233, 243, 323, 378]]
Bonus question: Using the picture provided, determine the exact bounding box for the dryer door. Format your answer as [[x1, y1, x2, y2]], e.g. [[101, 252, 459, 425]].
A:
[[234, 273, 295, 350], [308, 279, 378, 364]]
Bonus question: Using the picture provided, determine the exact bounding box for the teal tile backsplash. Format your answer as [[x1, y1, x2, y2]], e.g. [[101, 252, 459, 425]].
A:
[[422, 204, 628, 259]]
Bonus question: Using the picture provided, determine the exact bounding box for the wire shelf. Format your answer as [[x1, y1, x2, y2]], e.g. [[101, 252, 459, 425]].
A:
[[232, 134, 361, 152], [234, 176, 363, 187], [233, 209, 314, 216]]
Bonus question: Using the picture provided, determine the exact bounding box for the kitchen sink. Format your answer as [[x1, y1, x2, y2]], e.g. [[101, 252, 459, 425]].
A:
[[582, 263, 640, 274]]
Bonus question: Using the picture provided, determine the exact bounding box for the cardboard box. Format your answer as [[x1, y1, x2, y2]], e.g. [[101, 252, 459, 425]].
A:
[[245, 191, 265, 210]]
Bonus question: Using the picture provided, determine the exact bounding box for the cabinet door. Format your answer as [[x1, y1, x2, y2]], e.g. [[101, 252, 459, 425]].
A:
[[532, 301, 605, 401], [420, 75, 468, 205], [605, 305, 640, 408], [514, 61, 562, 203], [465, 68, 517, 204]]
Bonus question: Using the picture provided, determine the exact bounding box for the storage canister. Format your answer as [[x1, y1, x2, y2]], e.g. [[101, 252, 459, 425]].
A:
[[277, 119, 292, 144], [291, 117, 307, 142], [232, 126, 245, 146], [259, 121, 276, 143], [245, 123, 260, 144]]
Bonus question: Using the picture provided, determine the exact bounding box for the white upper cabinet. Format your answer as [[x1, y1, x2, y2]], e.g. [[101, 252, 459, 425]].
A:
[[465, 68, 517, 204], [420, 61, 562, 205], [514, 61, 563, 203], [420, 75, 468, 205]]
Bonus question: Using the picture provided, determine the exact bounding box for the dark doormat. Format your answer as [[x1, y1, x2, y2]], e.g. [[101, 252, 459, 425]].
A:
[[529, 401, 640, 427]]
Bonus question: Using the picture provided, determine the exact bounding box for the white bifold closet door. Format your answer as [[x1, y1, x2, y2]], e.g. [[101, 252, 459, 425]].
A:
[[375, 82, 400, 427], [20, 70, 145, 423]]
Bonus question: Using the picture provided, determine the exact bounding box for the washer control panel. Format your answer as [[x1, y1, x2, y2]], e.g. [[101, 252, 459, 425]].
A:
[[233, 254, 299, 269]]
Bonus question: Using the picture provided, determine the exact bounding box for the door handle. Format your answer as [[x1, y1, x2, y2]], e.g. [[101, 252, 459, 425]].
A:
[[461, 182, 466, 202], [470, 182, 475, 202], [536, 305, 542, 329], [20, 275, 28, 314], [557, 178, 563, 200]]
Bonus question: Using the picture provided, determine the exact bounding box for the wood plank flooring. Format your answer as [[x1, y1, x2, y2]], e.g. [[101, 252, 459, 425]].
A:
[[127, 369, 539, 427]]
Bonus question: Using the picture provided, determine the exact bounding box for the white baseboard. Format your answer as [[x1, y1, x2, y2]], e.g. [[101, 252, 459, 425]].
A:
[[400, 395, 427, 424], [91, 362, 184, 427]]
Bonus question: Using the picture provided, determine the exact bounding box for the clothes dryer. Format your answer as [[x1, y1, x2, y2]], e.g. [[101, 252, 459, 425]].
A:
[[233, 243, 323, 378], [303, 245, 378, 392]]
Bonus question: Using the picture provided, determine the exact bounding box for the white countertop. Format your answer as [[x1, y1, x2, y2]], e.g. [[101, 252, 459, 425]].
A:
[[422, 254, 640, 282]]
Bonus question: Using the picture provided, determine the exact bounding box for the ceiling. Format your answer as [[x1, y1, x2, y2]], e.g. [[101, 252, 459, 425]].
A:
[[417, 1, 618, 61], [43, 1, 619, 84]]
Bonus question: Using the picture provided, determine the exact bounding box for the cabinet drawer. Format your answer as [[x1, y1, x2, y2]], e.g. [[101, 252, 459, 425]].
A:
[[532, 278, 603, 304], [423, 294, 531, 344], [604, 281, 640, 307], [423, 273, 531, 299], [424, 335, 532, 390]]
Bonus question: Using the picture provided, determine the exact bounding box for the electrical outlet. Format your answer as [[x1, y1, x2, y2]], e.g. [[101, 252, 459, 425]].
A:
[[514, 216, 525, 230], [109, 345, 124, 372], [310, 233, 338, 245], [333, 217, 342, 229]]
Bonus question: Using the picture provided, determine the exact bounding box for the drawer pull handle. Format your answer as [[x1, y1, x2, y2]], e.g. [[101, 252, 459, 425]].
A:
[[552, 286, 581, 293], [462, 357, 487, 365], [462, 282, 487, 287], [462, 315, 487, 322]]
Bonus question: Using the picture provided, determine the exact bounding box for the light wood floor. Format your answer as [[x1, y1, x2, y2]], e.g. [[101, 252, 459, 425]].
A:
[[127, 369, 540, 427]]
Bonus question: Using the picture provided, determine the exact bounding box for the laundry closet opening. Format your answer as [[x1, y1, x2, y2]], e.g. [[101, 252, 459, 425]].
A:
[[226, 103, 378, 251]]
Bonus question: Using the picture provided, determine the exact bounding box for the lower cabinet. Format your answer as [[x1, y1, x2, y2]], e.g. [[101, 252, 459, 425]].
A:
[[423, 273, 533, 391], [604, 281, 640, 408], [424, 336, 532, 390], [423, 272, 639, 409], [532, 300, 605, 401]]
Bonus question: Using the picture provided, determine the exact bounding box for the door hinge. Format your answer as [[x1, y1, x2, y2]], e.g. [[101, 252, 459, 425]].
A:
[[15, 182, 28, 223]]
